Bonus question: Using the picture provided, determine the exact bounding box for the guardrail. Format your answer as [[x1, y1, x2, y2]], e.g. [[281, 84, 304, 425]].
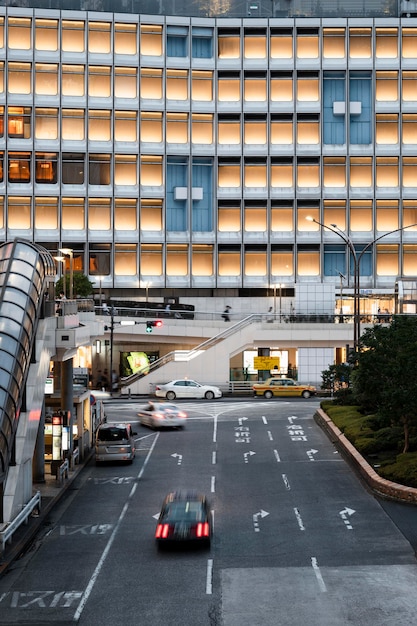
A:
[[0, 491, 41, 553], [57, 458, 69, 483]]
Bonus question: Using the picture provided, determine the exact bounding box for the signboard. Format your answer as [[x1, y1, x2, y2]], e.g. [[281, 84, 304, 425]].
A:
[[45, 377, 54, 394], [253, 356, 280, 370]]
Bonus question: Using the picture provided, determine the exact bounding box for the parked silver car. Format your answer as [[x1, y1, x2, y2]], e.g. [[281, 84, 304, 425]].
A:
[[95, 422, 136, 464]]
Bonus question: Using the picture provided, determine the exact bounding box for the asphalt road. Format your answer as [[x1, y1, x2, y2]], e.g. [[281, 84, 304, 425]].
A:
[[1, 397, 417, 625]]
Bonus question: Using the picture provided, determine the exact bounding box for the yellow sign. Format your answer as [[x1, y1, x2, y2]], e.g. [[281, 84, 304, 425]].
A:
[[253, 356, 280, 370]]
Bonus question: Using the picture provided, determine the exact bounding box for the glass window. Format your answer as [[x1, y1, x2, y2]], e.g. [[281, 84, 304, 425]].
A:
[[403, 245, 417, 276], [349, 28, 372, 59], [192, 113, 213, 144], [62, 65, 85, 97], [140, 199, 161, 231], [376, 114, 398, 145], [62, 20, 85, 53], [218, 160, 241, 188], [402, 71, 417, 102], [297, 204, 320, 231], [192, 27, 213, 59], [62, 109, 84, 141], [296, 73, 319, 103], [88, 110, 111, 141], [61, 197, 85, 230], [271, 159, 293, 188], [167, 244, 188, 275], [297, 246, 320, 276], [89, 243, 111, 275], [376, 28, 398, 59], [35, 153, 57, 184], [403, 157, 417, 188], [35, 196, 58, 229], [218, 32, 240, 59], [271, 116, 293, 145], [8, 196, 31, 229], [115, 22, 137, 55], [140, 68, 163, 99], [115, 198, 138, 231], [244, 32, 266, 59], [244, 160, 267, 188], [115, 155, 137, 186], [402, 28, 417, 59], [244, 248, 267, 276], [140, 111, 162, 143], [166, 69, 188, 101], [88, 66, 111, 98], [167, 25, 188, 58], [244, 204, 266, 232], [141, 155, 163, 186], [376, 71, 398, 102], [376, 200, 398, 231], [218, 247, 241, 276], [88, 21, 111, 54], [271, 203, 293, 232], [323, 200, 346, 230], [115, 244, 137, 276], [192, 244, 213, 276], [0, 62, 4, 93], [296, 30, 319, 59], [8, 153, 31, 183], [88, 197, 111, 231], [0, 153, 4, 182], [350, 157, 373, 188], [140, 244, 162, 275], [89, 154, 111, 185], [402, 114, 417, 145], [166, 113, 188, 143], [297, 158, 320, 188], [244, 116, 266, 145], [376, 244, 398, 276], [115, 67, 137, 99], [35, 108, 58, 140], [0, 17, 4, 49], [296, 115, 319, 145], [218, 202, 241, 232], [350, 200, 373, 231], [270, 30, 293, 59], [376, 156, 399, 188], [218, 115, 241, 145], [271, 246, 293, 274], [403, 200, 417, 230], [35, 19, 58, 51], [244, 74, 267, 102], [62, 153, 85, 185], [323, 28, 345, 59], [115, 110, 137, 143], [8, 106, 31, 138], [271, 73, 293, 101], [35, 63, 58, 96], [218, 73, 241, 102], [191, 70, 213, 102], [323, 157, 346, 188], [8, 17, 31, 50], [8, 62, 31, 95], [140, 24, 162, 56], [0, 106, 4, 137]]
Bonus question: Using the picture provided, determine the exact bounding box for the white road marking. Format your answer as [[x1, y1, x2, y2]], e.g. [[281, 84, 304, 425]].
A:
[[211, 475, 215, 493], [212, 450, 216, 465], [267, 430, 273, 440], [282, 474, 291, 490], [311, 557, 327, 592], [262, 415, 268, 424], [273, 449, 281, 462], [206, 559, 213, 594], [294, 507, 305, 531]]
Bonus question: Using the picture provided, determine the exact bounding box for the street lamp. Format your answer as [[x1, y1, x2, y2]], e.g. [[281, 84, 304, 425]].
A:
[[141, 280, 151, 304], [59, 248, 74, 299], [306, 216, 417, 352]]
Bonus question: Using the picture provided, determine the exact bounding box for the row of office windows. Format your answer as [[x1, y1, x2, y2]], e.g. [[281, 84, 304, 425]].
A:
[[38, 241, 417, 279], [2, 17, 417, 62], [4, 196, 417, 234]]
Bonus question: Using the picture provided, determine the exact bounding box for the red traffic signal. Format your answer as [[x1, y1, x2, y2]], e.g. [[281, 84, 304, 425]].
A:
[[154, 319, 163, 328], [146, 320, 163, 332]]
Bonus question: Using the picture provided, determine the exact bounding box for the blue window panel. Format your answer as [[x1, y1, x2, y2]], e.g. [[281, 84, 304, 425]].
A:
[[351, 247, 372, 276], [192, 28, 213, 58], [166, 158, 188, 231], [323, 78, 346, 145], [192, 159, 213, 232], [167, 26, 188, 58], [350, 77, 372, 145], [324, 245, 345, 276]]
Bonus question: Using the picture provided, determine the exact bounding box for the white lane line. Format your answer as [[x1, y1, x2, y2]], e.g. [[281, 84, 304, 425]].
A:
[[211, 475, 215, 493], [282, 474, 291, 490], [262, 415, 268, 425], [294, 507, 305, 531], [311, 557, 327, 592], [212, 450, 216, 465], [273, 449, 281, 462], [213, 415, 218, 443], [206, 559, 213, 594], [267, 430, 273, 441], [73, 433, 160, 622]]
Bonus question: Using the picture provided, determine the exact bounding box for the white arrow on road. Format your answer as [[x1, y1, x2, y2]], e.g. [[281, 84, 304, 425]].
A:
[[238, 417, 248, 426], [253, 509, 269, 532], [339, 507, 356, 529], [244, 451, 256, 463], [288, 416, 298, 424], [307, 449, 319, 461], [171, 453, 183, 465]]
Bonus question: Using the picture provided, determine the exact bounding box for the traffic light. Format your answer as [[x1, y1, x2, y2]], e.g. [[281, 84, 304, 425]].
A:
[[146, 320, 163, 333]]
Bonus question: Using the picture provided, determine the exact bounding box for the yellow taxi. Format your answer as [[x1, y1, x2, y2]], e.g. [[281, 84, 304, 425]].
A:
[[252, 377, 316, 399]]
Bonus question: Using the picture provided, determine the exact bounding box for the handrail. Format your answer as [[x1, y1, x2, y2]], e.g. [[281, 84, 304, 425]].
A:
[[57, 459, 69, 483], [0, 491, 41, 553]]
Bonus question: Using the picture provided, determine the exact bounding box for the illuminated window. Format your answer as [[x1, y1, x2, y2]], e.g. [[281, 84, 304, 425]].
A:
[[62, 65, 85, 97], [323, 28, 345, 59], [140, 111, 162, 143], [403, 201, 417, 230], [35, 197, 58, 229], [297, 246, 320, 276], [244, 248, 267, 276], [88, 198, 111, 231], [376, 244, 398, 276], [218, 72, 241, 102], [270, 29, 293, 59], [402, 71, 417, 102], [271, 203, 293, 232], [8, 106, 31, 138], [88, 22, 111, 54], [115, 197, 138, 231], [35, 153, 57, 184], [296, 114, 319, 145], [140, 24, 162, 56], [89, 154, 110, 185], [0, 17, 4, 49], [0, 62, 4, 93], [218, 31, 240, 59], [8, 17, 31, 50], [166, 113, 188, 144], [323, 157, 346, 188], [166, 69, 188, 101], [115, 23, 137, 55], [35, 63, 58, 96], [244, 159, 267, 188], [376, 28, 398, 59], [349, 28, 372, 59], [376, 200, 398, 231], [8, 62, 31, 95], [323, 200, 346, 230], [403, 157, 417, 188], [218, 115, 241, 145], [115, 110, 137, 143], [167, 244, 188, 276], [403, 245, 417, 276], [271, 246, 293, 274], [35, 19, 58, 51], [115, 155, 137, 186], [402, 114, 417, 145], [376, 157, 399, 188], [296, 29, 319, 59], [61, 197, 85, 230], [244, 203, 266, 232], [244, 31, 266, 59], [62, 153, 85, 185], [192, 113, 213, 144], [297, 204, 320, 231], [350, 200, 373, 231], [8, 197, 31, 229], [218, 247, 241, 276], [376, 71, 398, 102], [89, 243, 111, 275], [376, 114, 398, 145], [140, 68, 163, 99], [0, 106, 3, 137], [271, 115, 293, 145], [271, 73, 293, 102], [218, 159, 241, 188], [191, 70, 213, 102], [192, 245, 213, 276], [296, 73, 319, 103], [88, 110, 111, 141], [62, 20, 85, 53], [244, 73, 267, 102], [62, 109, 85, 141], [402, 28, 417, 59], [350, 157, 372, 188], [8, 153, 31, 183], [244, 116, 266, 145], [115, 67, 137, 99], [140, 198, 162, 231], [140, 244, 163, 275], [88, 66, 111, 98], [297, 158, 320, 188], [141, 155, 163, 186], [218, 201, 241, 232], [0, 154, 4, 183], [114, 244, 137, 276], [271, 159, 293, 188], [35, 108, 58, 140]]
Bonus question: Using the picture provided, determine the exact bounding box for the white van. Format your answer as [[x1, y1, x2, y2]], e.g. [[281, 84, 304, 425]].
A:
[[95, 422, 136, 464]]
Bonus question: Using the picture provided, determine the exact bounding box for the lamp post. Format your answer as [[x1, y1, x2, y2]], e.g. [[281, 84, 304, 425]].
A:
[[59, 248, 74, 299], [306, 217, 417, 353]]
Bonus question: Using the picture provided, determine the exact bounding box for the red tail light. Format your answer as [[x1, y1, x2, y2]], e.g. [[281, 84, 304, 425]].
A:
[[178, 411, 187, 418], [196, 522, 210, 538], [155, 524, 170, 539]]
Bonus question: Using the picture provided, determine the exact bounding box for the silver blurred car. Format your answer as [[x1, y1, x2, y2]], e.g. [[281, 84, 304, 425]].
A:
[[155, 379, 222, 400], [137, 401, 187, 429], [95, 422, 136, 464]]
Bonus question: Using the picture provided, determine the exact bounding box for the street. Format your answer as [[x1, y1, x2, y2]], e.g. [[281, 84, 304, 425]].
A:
[[1, 397, 417, 625]]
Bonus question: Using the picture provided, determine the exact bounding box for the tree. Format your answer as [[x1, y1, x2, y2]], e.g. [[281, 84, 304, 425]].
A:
[[55, 273, 95, 298], [354, 316, 417, 453]]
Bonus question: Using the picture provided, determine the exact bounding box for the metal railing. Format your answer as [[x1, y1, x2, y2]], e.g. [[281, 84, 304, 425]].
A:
[[0, 491, 41, 553]]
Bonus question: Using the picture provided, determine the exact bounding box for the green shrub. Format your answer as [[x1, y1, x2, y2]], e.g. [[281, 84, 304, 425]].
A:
[[379, 452, 417, 488]]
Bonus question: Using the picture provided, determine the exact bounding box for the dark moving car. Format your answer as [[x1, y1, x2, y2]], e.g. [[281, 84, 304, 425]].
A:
[[155, 491, 212, 548]]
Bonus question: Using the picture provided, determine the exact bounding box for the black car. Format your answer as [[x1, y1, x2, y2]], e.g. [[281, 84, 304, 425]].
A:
[[155, 491, 212, 548]]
